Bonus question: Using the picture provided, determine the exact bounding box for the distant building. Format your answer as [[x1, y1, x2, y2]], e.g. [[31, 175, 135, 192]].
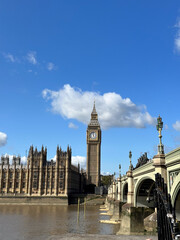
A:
[[0, 145, 84, 196]]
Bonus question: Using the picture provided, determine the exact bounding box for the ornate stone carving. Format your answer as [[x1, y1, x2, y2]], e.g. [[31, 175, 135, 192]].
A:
[[134, 152, 149, 169], [169, 170, 180, 190]]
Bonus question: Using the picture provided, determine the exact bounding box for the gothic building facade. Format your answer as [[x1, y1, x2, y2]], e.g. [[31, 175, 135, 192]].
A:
[[0, 145, 84, 196], [0, 103, 101, 198]]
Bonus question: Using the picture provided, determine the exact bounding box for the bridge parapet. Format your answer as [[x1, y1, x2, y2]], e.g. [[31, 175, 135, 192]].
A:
[[132, 159, 154, 178]]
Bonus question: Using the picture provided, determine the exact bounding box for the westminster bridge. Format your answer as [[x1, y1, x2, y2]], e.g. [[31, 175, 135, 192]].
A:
[[107, 117, 180, 222]]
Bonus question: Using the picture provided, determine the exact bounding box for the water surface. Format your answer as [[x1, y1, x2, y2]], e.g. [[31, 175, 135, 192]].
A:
[[0, 205, 119, 240]]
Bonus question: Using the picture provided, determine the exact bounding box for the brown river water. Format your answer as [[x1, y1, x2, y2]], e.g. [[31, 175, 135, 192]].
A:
[[0, 205, 119, 240]]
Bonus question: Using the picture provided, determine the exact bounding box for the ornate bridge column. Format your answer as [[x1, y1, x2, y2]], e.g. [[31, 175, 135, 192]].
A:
[[113, 181, 116, 200], [110, 185, 113, 199], [127, 151, 134, 206], [153, 116, 167, 183], [117, 178, 122, 201], [153, 154, 166, 183], [108, 186, 111, 198]]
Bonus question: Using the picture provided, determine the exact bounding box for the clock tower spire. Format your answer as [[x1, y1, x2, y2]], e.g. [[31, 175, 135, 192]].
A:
[[89, 101, 100, 126], [86, 102, 101, 188]]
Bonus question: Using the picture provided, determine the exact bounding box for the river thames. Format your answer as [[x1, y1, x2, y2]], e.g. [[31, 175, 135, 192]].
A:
[[0, 205, 120, 240]]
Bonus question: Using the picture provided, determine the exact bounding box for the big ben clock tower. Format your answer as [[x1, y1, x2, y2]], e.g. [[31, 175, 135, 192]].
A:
[[86, 102, 101, 187]]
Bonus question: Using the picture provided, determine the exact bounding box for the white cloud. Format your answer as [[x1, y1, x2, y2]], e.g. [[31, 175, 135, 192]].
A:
[[26, 51, 37, 65], [0, 132, 7, 147], [3, 154, 13, 164], [3, 51, 57, 72], [173, 121, 180, 131], [68, 122, 78, 129], [3, 154, 27, 165], [3, 53, 16, 62], [51, 155, 86, 169], [72, 156, 86, 169], [21, 156, 27, 164], [42, 84, 156, 129], [47, 62, 56, 71], [174, 20, 180, 53]]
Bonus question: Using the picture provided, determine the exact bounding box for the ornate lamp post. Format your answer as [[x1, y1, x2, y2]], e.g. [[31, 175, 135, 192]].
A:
[[156, 115, 164, 154], [129, 151, 133, 170], [119, 164, 121, 179], [118, 164, 122, 201], [153, 115, 167, 183]]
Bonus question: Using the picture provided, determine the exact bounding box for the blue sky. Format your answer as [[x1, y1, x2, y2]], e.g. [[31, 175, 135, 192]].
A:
[[1, 1, 180, 175]]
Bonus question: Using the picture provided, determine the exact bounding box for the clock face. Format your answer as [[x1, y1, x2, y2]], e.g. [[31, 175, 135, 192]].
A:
[[90, 132, 97, 139]]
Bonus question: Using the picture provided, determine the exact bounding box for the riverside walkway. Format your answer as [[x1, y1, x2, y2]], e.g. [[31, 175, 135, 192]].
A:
[[49, 233, 157, 240]]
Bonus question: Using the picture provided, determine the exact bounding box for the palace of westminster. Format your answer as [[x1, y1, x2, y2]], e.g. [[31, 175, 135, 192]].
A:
[[0, 103, 101, 197]]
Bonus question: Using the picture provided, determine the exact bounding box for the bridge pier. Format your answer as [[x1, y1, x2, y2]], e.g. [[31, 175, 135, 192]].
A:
[[105, 193, 151, 235], [109, 200, 125, 222], [106, 198, 115, 215], [117, 205, 145, 235]]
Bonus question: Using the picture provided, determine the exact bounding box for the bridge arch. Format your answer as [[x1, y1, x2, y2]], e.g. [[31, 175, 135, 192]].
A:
[[170, 174, 180, 221], [122, 181, 128, 202], [134, 176, 155, 207], [171, 174, 180, 206]]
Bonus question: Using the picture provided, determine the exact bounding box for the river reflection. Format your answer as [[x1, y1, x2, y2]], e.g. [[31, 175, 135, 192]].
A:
[[0, 205, 119, 240]]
